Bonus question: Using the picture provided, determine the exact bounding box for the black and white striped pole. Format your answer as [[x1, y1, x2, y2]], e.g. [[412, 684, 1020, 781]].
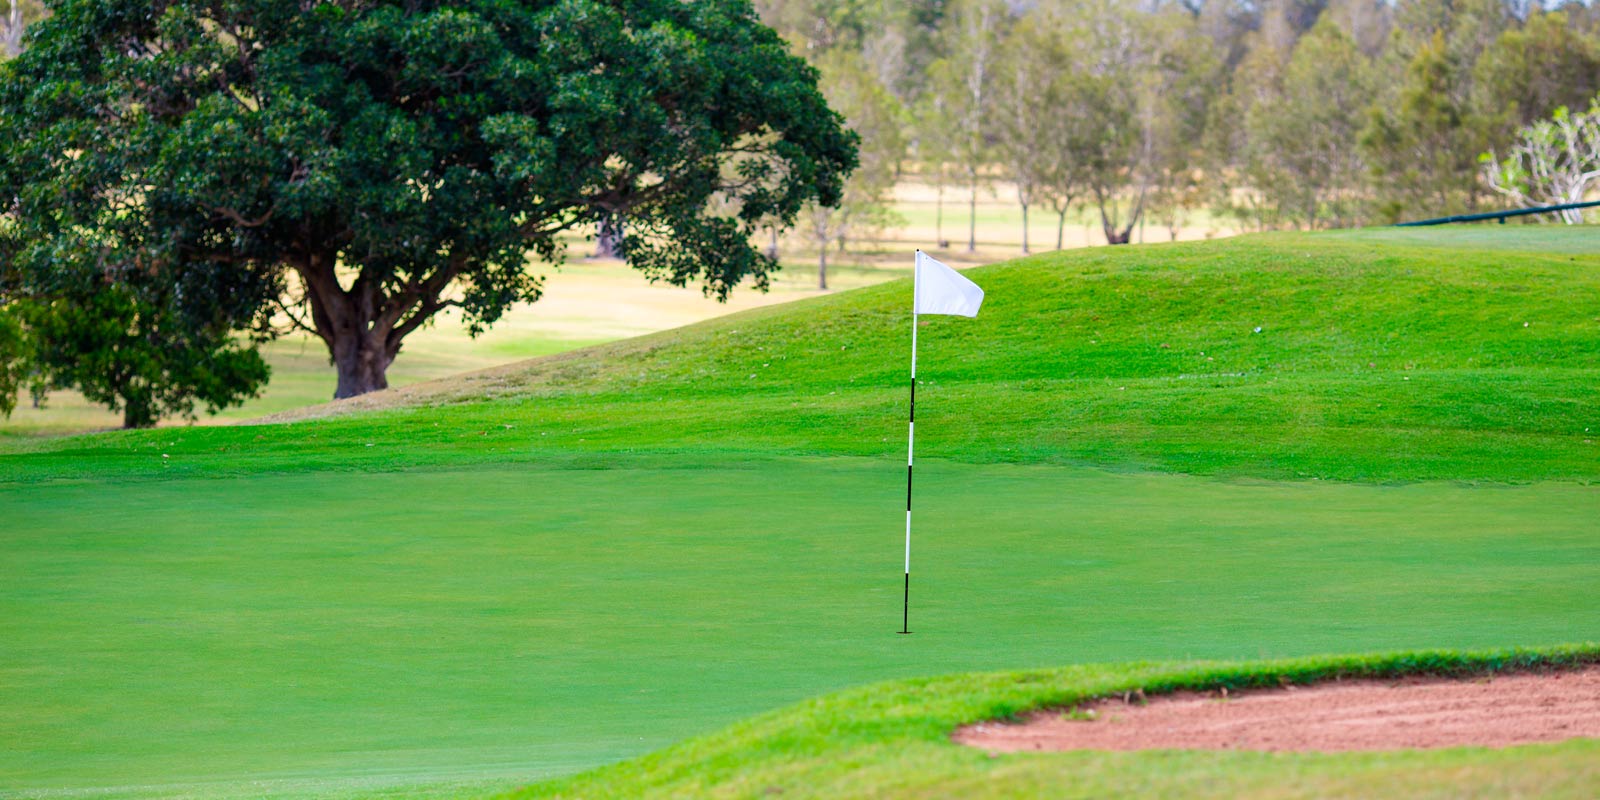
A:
[[902, 270, 919, 635], [899, 250, 984, 635]]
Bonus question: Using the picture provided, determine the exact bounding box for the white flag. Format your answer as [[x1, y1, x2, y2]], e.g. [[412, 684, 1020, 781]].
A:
[[914, 251, 984, 317]]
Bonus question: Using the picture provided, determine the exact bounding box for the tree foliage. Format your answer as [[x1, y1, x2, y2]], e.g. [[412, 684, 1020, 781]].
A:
[[764, 0, 1600, 240], [1482, 96, 1600, 222], [1361, 31, 1489, 221], [0, 302, 25, 419], [20, 282, 270, 428], [929, 0, 1003, 252], [1241, 20, 1374, 228]]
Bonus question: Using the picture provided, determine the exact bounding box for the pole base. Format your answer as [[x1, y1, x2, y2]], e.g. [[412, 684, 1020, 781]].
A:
[[897, 630, 913, 635]]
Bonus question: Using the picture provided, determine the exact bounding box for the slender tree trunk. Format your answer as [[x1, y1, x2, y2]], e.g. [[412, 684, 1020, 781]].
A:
[[593, 213, 625, 259], [1019, 199, 1029, 254], [3, 1, 23, 58], [935, 180, 945, 247], [967, 173, 978, 252], [1095, 186, 1126, 245], [817, 246, 828, 291], [1056, 208, 1067, 250]]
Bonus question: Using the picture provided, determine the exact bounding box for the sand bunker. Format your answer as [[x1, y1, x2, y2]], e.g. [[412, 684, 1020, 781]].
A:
[[954, 667, 1600, 752]]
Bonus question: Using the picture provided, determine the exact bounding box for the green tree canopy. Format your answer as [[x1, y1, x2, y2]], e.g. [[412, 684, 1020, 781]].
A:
[[0, 0, 857, 400]]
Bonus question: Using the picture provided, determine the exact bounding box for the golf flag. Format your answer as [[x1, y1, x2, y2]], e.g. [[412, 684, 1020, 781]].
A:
[[901, 250, 983, 635], [914, 251, 984, 317]]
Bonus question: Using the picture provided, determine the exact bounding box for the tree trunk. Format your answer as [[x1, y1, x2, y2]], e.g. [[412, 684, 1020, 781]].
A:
[[817, 246, 828, 291], [1056, 209, 1067, 250], [967, 174, 978, 252], [122, 396, 156, 429], [1019, 200, 1029, 254], [297, 250, 410, 400], [1096, 183, 1147, 246], [3, 1, 23, 58], [332, 328, 393, 399], [593, 213, 625, 259]]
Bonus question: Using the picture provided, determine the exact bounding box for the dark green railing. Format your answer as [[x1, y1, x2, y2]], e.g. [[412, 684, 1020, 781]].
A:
[[1396, 199, 1600, 226]]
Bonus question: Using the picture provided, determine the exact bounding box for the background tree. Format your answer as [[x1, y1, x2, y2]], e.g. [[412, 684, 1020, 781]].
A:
[[1205, 34, 1282, 231], [1072, 0, 1148, 245], [1009, 3, 1103, 250], [0, 0, 857, 401], [1323, 0, 1393, 56], [932, 0, 1004, 252], [1482, 96, 1600, 222], [992, 14, 1054, 254], [1036, 72, 1104, 249], [1243, 19, 1376, 227], [18, 281, 270, 429], [802, 49, 905, 288], [0, 302, 25, 419], [1474, 10, 1600, 139], [1361, 32, 1490, 221], [910, 90, 958, 248], [1141, 8, 1223, 241], [1, 0, 48, 58]]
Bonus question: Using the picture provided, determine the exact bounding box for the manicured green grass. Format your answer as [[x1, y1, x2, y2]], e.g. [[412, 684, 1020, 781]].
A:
[[5, 227, 1596, 483], [512, 645, 1600, 799], [2, 227, 1597, 798], [4, 458, 1597, 797]]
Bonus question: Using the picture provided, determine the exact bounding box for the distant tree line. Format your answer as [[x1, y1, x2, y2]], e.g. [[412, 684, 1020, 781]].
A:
[[758, 0, 1600, 254]]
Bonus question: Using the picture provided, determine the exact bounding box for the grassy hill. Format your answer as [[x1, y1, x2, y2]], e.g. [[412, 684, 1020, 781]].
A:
[[4, 226, 1596, 483], [1, 228, 1597, 799]]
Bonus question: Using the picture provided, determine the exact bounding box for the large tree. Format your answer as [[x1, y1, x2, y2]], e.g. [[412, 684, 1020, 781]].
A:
[[1474, 10, 1600, 137], [0, 0, 856, 399]]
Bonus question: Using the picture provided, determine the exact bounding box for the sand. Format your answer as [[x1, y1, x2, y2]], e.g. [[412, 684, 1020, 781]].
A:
[[953, 667, 1600, 753]]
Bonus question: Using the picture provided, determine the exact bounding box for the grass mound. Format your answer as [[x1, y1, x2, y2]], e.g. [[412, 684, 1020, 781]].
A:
[[5, 227, 1597, 483], [509, 645, 1600, 799]]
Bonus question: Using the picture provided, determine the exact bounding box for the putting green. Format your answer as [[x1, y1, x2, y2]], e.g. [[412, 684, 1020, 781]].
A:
[[4, 456, 1595, 797]]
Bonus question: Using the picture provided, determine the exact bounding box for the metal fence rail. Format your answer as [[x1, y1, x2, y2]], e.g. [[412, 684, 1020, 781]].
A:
[[1396, 200, 1600, 226]]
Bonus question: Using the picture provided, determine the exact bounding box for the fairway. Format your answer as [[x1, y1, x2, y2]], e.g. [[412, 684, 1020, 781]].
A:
[[3, 456, 1597, 797]]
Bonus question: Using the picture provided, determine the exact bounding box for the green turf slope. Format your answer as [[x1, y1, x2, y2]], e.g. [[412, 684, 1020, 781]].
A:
[[4, 227, 1596, 483], [509, 645, 1600, 800], [1, 228, 1596, 798]]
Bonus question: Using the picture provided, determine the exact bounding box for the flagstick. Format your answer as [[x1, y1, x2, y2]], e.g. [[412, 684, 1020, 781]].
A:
[[902, 253, 920, 635]]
